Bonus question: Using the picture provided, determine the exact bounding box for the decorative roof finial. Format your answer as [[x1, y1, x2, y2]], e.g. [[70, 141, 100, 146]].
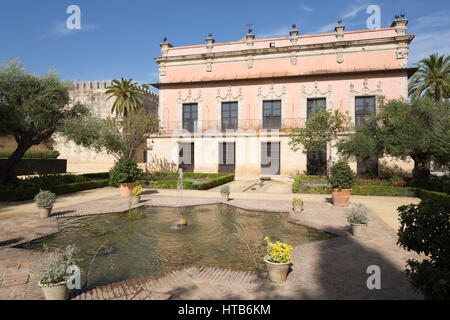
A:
[[400, 13, 405, 18], [163, 36, 167, 42], [292, 24, 297, 29], [395, 14, 400, 19], [337, 18, 343, 24], [208, 33, 212, 37], [246, 23, 253, 34]]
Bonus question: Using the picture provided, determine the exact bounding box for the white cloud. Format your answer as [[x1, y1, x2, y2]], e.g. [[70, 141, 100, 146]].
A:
[[315, 23, 336, 33], [342, 5, 366, 19], [257, 25, 291, 39], [301, 5, 314, 12], [39, 22, 97, 39], [412, 10, 450, 31], [409, 29, 450, 65]]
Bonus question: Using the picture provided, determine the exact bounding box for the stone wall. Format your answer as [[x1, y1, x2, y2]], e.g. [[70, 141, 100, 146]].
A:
[[54, 81, 159, 164]]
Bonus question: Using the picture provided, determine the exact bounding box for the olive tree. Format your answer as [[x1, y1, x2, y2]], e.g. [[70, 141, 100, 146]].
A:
[[337, 98, 450, 180], [0, 60, 89, 183]]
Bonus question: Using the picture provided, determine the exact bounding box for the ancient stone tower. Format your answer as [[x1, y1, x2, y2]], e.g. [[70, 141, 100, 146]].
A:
[[54, 81, 159, 167]]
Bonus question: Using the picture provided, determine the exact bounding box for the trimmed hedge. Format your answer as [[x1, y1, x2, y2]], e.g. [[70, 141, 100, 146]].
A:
[[351, 186, 417, 197], [415, 188, 450, 207], [0, 151, 60, 159], [292, 175, 328, 193], [139, 173, 235, 191], [292, 175, 450, 201], [0, 173, 111, 202], [195, 174, 235, 190]]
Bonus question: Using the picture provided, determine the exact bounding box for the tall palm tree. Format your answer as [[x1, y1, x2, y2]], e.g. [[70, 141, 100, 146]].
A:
[[105, 78, 143, 116], [409, 53, 450, 102]]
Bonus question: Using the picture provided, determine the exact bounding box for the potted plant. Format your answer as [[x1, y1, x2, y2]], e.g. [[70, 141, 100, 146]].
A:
[[39, 245, 79, 300], [263, 237, 293, 283], [346, 204, 369, 238], [34, 190, 56, 219], [110, 157, 144, 197], [131, 185, 143, 204], [220, 185, 230, 202], [328, 160, 356, 207], [292, 197, 303, 213]]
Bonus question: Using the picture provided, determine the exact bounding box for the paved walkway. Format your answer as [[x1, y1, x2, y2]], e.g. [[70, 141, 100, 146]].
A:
[[0, 188, 423, 300]]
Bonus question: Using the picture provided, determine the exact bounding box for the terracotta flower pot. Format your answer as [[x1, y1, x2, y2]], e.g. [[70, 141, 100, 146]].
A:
[[264, 255, 291, 283], [39, 207, 53, 219], [39, 281, 69, 300], [119, 182, 137, 197], [132, 196, 141, 205], [351, 223, 367, 238], [332, 189, 351, 207], [221, 192, 230, 202]]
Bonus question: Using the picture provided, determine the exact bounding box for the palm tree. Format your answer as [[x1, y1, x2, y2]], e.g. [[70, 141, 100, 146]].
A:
[[409, 53, 450, 102], [105, 78, 143, 116]]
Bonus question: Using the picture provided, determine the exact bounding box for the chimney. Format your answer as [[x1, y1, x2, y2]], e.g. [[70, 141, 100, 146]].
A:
[[391, 13, 408, 35], [206, 33, 215, 53], [289, 24, 299, 45], [246, 28, 255, 48], [160, 37, 173, 57], [335, 19, 345, 40]]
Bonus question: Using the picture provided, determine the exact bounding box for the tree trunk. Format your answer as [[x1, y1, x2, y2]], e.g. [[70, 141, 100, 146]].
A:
[[1, 141, 32, 184], [412, 154, 431, 181]]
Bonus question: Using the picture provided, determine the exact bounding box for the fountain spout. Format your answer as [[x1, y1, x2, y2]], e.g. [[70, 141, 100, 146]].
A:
[[177, 168, 187, 227]]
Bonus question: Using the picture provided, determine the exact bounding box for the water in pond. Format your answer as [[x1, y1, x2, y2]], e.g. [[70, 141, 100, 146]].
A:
[[24, 204, 334, 288]]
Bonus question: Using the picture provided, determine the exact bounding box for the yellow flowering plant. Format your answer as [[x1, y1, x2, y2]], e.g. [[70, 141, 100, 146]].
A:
[[293, 197, 303, 204], [132, 185, 143, 197], [264, 237, 293, 264]]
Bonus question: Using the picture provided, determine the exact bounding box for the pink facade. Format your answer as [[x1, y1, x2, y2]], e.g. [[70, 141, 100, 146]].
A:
[[149, 18, 416, 176]]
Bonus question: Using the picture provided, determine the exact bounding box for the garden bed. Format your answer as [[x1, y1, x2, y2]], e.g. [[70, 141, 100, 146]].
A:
[[138, 172, 234, 190], [292, 174, 450, 205], [0, 173, 110, 202]]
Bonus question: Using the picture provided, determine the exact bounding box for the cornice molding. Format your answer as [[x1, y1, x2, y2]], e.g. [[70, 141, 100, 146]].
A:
[[154, 35, 415, 64]]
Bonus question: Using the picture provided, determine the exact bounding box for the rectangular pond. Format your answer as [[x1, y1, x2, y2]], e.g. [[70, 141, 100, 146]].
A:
[[23, 204, 334, 288]]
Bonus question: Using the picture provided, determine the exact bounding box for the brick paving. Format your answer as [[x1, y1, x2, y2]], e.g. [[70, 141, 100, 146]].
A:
[[0, 191, 423, 300]]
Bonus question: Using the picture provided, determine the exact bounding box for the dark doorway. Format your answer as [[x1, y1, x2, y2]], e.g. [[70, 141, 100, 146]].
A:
[[179, 143, 194, 172], [261, 142, 280, 175], [219, 142, 236, 173], [307, 147, 327, 176]]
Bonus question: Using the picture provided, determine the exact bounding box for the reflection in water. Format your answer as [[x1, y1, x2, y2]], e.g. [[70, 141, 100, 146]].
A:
[[24, 204, 334, 288]]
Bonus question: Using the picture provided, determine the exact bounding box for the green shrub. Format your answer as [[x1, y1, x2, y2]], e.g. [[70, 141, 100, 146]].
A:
[[40, 245, 80, 286], [346, 204, 369, 225], [398, 199, 450, 300], [82, 172, 110, 180], [50, 179, 109, 195], [328, 160, 356, 190], [302, 185, 331, 194], [414, 188, 450, 207], [351, 186, 416, 197], [109, 158, 143, 184], [148, 180, 194, 189], [34, 190, 56, 208], [0, 151, 60, 159], [0, 176, 110, 202]]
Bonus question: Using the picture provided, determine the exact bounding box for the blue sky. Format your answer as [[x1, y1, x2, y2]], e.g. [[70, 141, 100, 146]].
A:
[[1, 0, 449, 88]]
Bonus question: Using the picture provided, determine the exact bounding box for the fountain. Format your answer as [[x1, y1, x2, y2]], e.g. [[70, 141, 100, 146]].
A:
[[172, 168, 187, 229]]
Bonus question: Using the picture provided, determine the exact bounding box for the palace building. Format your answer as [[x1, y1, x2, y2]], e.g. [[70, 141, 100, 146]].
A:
[[148, 16, 416, 177]]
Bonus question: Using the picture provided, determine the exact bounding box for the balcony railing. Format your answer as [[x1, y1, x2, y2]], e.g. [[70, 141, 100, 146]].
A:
[[158, 118, 307, 135]]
